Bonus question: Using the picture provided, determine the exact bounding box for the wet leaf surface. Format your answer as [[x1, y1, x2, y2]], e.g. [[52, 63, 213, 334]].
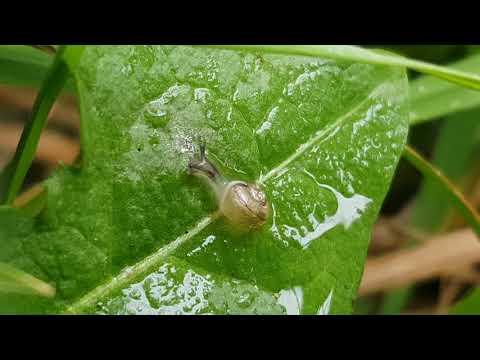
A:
[[0, 46, 409, 314]]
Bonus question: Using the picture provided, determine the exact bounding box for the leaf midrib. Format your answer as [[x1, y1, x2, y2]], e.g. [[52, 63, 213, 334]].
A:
[[65, 82, 384, 314]]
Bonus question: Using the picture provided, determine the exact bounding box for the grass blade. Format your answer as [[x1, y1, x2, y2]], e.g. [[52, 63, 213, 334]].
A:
[[410, 53, 480, 125], [0, 45, 53, 87], [0, 262, 55, 298], [403, 145, 480, 238], [0, 45, 85, 205], [205, 45, 480, 91]]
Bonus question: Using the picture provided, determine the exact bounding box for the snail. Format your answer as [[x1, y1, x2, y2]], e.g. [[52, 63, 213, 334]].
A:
[[188, 144, 269, 231]]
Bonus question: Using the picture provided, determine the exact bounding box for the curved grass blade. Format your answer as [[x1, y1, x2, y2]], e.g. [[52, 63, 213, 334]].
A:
[[0, 262, 55, 298], [206, 45, 480, 91], [0, 45, 85, 205], [403, 145, 480, 238]]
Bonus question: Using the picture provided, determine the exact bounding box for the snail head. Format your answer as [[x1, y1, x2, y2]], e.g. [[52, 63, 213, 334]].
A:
[[188, 143, 226, 188]]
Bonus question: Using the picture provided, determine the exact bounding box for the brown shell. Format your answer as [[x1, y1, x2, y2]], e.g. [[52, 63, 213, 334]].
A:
[[219, 181, 269, 231]]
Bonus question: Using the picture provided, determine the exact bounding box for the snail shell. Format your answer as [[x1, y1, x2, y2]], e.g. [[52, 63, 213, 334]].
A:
[[188, 145, 269, 231], [220, 180, 269, 231]]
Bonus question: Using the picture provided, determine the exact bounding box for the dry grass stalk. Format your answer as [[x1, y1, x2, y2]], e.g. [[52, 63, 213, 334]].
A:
[[360, 228, 480, 296], [0, 122, 79, 167]]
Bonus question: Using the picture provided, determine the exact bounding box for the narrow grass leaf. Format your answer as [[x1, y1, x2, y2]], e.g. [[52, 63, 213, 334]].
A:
[[205, 45, 480, 91], [403, 145, 480, 238], [0, 45, 85, 205]]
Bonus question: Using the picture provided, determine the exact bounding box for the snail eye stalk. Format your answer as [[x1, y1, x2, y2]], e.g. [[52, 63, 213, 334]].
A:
[[199, 143, 206, 161], [188, 145, 221, 181]]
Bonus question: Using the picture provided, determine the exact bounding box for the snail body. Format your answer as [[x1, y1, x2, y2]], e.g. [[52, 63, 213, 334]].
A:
[[188, 145, 269, 231]]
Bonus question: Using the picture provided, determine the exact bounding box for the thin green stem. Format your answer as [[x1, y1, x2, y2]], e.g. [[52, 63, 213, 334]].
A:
[[203, 45, 480, 91], [403, 145, 480, 238]]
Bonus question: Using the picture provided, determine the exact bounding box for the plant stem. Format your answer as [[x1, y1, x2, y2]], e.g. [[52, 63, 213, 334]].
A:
[[204, 45, 480, 91], [403, 145, 480, 238]]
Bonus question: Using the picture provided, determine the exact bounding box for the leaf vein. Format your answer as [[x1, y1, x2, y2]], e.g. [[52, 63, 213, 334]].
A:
[[258, 83, 384, 184], [66, 80, 385, 314]]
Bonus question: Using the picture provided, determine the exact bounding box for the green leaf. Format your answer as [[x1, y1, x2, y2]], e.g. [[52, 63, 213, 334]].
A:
[[0, 206, 57, 313], [409, 53, 480, 125], [205, 45, 480, 91], [0, 45, 85, 205], [0, 45, 409, 314], [0, 45, 53, 87]]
